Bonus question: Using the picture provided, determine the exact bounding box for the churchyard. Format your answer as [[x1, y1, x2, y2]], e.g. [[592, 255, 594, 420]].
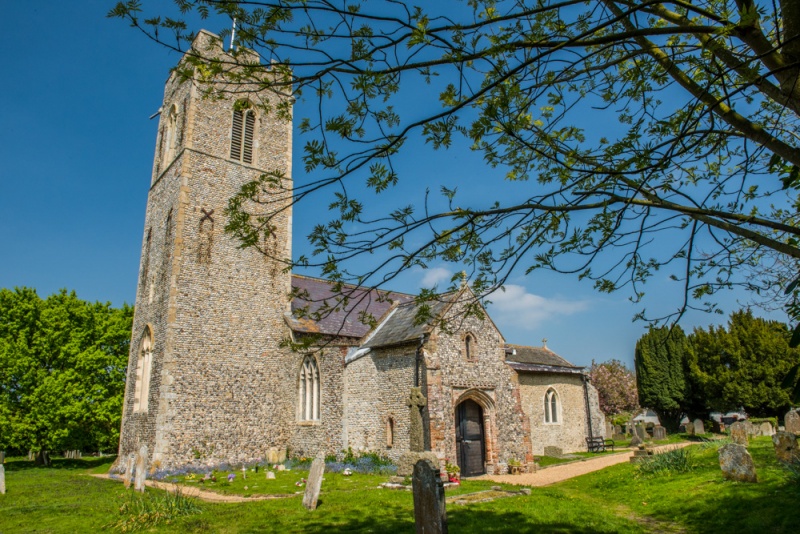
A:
[[1, 435, 798, 533]]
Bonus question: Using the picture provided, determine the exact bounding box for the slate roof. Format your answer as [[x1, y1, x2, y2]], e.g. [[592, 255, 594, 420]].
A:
[[504, 344, 584, 374], [362, 298, 451, 349], [286, 275, 413, 338]]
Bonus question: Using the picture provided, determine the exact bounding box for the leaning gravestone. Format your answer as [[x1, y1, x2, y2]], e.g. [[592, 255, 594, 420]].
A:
[[652, 425, 667, 440], [302, 457, 325, 510], [772, 431, 799, 463], [412, 459, 448, 534], [0, 463, 5, 495], [123, 454, 135, 489], [635, 425, 647, 440], [785, 409, 800, 434], [134, 445, 148, 493], [685, 421, 695, 435], [718, 443, 757, 483], [730, 421, 749, 445], [693, 419, 705, 435]]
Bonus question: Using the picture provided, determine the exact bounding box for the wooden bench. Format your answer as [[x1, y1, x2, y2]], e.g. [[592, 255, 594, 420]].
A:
[[585, 436, 614, 453]]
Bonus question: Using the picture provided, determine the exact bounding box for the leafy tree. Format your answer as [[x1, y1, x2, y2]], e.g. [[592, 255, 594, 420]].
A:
[[635, 326, 689, 431], [0, 288, 133, 458], [686, 309, 800, 416], [110, 2, 800, 325], [590, 359, 639, 416]]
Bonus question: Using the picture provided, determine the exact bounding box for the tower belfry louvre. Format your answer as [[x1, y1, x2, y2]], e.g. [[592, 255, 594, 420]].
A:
[[117, 30, 604, 475]]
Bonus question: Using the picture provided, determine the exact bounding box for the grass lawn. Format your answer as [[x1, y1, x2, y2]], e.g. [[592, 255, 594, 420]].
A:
[[1, 437, 797, 533]]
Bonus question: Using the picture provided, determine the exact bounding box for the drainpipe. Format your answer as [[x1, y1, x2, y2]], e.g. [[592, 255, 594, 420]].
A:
[[414, 335, 426, 387], [582, 373, 595, 438]]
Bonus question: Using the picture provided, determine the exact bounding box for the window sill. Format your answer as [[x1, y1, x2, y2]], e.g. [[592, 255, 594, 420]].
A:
[[297, 420, 321, 426]]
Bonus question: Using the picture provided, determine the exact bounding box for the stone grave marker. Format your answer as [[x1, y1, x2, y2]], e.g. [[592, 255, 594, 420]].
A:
[[684, 421, 695, 435], [266, 471, 276, 479], [398, 387, 439, 476], [605, 421, 614, 438], [635, 424, 647, 440], [543, 446, 563, 457], [730, 421, 749, 445], [134, 445, 148, 493], [693, 419, 705, 435], [277, 449, 287, 463], [652, 425, 667, 440], [629, 431, 643, 448], [785, 409, 800, 434], [614, 425, 622, 435], [757, 421, 774, 437], [267, 447, 278, 464], [772, 432, 799, 463], [718, 443, 757, 483], [302, 457, 325, 510], [0, 463, 5, 495], [412, 459, 448, 534], [123, 454, 135, 488]]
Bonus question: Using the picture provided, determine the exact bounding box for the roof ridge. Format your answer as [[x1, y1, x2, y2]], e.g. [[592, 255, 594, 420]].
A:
[[290, 273, 416, 298]]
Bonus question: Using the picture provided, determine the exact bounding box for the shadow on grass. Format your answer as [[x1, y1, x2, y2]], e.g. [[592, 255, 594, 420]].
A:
[[3, 455, 116, 472], [298, 506, 617, 533]]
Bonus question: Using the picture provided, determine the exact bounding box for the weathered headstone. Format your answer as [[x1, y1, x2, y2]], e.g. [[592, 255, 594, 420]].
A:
[[684, 421, 695, 435], [614, 425, 622, 435], [123, 454, 135, 489], [266, 471, 276, 479], [635, 424, 647, 440], [772, 431, 799, 463], [397, 387, 439, 476], [0, 464, 5, 495], [543, 446, 563, 457], [744, 420, 756, 437], [730, 421, 749, 445], [412, 459, 448, 534], [302, 457, 325, 510], [718, 443, 757, 483], [757, 421, 774, 437], [693, 419, 705, 435], [652, 425, 667, 440], [267, 447, 279, 464], [605, 421, 614, 438], [629, 431, 643, 448], [785, 410, 800, 434], [277, 449, 287, 463], [134, 445, 148, 493]]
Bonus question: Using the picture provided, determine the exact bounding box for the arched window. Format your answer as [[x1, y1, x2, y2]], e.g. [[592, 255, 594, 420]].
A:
[[464, 333, 476, 361], [386, 417, 395, 448], [133, 329, 154, 413], [230, 102, 256, 164], [299, 356, 320, 421], [544, 388, 560, 423], [164, 105, 179, 163]]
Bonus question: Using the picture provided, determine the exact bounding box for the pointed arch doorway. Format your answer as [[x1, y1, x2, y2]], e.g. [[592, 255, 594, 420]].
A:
[[455, 399, 486, 476]]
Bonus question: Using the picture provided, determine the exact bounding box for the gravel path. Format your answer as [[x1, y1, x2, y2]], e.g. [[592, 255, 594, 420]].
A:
[[477, 442, 694, 487]]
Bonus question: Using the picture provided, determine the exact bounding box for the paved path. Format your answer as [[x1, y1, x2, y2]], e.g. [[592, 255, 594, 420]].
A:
[[477, 442, 694, 487]]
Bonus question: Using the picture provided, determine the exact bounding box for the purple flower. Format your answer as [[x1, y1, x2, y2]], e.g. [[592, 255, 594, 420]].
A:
[[227, 473, 236, 482]]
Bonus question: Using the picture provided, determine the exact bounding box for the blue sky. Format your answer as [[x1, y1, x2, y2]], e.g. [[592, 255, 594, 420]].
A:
[[0, 2, 782, 368]]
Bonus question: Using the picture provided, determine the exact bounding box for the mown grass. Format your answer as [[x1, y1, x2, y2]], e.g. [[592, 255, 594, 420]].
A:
[[1, 437, 797, 533]]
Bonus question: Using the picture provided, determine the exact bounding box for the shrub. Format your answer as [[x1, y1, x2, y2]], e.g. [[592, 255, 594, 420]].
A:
[[109, 487, 202, 532], [637, 447, 695, 477]]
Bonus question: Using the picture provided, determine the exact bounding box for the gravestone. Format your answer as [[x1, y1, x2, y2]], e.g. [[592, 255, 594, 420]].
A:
[[123, 454, 135, 489], [635, 424, 647, 440], [267, 447, 279, 464], [277, 449, 287, 463], [397, 387, 439, 476], [0, 464, 5, 495], [757, 421, 774, 437], [772, 431, 799, 463], [693, 419, 705, 435], [412, 459, 448, 534], [652, 425, 667, 440], [302, 457, 325, 510], [614, 425, 622, 435], [134, 445, 148, 493], [605, 421, 614, 438], [629, 431, 643, 448], [744, 421, 756, 437], [785, 409, 800, 434], [730, 421, 749, 445], [266, 471, 276, 479], [544, 446, 563, 457], [684, 421, 695, 435], [718, 443, 757, 483]]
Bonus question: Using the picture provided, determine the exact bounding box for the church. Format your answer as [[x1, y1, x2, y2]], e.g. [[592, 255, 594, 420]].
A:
[[117, 30, 604, 476]]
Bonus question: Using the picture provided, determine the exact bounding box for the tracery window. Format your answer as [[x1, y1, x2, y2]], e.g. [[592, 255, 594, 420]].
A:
[[544, 388, 560, 424], [230, 102, 256, 164], [133, 328, 154, 413], [299, 356, 320, 421]]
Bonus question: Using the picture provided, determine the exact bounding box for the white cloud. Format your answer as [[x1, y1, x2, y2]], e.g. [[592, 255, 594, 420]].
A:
[[487, 284, 590, 329], [419, 267, 453, 288]]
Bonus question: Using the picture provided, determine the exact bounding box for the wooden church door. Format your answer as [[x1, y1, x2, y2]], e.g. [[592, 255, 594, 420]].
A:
[[456, 399, 485, 476]]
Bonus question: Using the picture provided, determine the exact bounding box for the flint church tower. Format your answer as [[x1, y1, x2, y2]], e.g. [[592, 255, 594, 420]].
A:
[[118, 30, 295, 466]]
